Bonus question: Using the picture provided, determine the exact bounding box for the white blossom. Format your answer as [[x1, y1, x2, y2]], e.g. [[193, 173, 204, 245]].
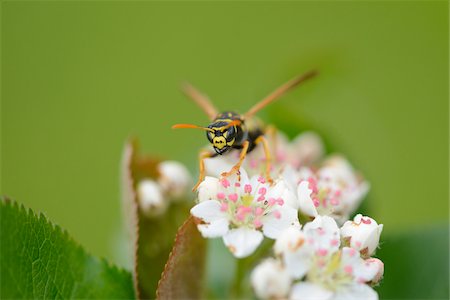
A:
[[251, 258, 292, 299], [157, 160, 191, 200], [137, 179, 167, 216], [190, 169, 300, 258], [254, 215, 384, 300], [296, 155, 369, 224], [340, 214, 383, 256]]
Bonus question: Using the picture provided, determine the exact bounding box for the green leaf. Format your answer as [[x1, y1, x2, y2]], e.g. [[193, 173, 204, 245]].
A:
[[121, 140, 192, 299], [376, 224, 449, 299], [0, 198, 135, 299], [156, 216, 207, 299]]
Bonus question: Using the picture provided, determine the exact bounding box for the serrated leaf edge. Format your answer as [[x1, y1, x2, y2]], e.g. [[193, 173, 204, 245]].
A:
[[0, 197, 133, 281]]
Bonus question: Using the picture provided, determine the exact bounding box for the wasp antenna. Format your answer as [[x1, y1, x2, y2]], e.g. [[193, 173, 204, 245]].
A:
[[172, 123, 214, 132], [244, 70, 318, 119], [181, 82, 218, 121], [223, 119, 242, 129]]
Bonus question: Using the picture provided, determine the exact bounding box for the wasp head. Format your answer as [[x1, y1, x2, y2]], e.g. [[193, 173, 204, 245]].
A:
[[206, 121, 238, 155]]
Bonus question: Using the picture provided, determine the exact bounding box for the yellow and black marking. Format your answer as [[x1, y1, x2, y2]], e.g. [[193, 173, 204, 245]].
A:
[[173, 70, 318, 190]]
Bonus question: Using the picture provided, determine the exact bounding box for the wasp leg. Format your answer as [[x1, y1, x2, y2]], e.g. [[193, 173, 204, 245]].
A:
[[193, 150, 216, 191], [255, 135, 274, 185], [221, 140, 250, 178]]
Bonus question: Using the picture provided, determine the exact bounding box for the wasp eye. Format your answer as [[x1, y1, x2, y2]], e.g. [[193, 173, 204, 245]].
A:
[[226, 127, 236, 138], [206, 131, 214, 143]]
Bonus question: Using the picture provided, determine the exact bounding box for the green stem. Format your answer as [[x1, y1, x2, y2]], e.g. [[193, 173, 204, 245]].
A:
[[231, 257, 248, 298]]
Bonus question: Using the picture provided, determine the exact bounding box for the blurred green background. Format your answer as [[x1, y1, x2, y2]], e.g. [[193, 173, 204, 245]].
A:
[[2, 1, 448, 298]]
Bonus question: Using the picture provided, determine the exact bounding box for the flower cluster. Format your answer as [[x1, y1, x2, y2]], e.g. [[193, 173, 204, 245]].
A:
[[137, 161, 191, 217], [251, 215, 384, 299], [189, 129, 385, 298], [289, 155, 369, 225]]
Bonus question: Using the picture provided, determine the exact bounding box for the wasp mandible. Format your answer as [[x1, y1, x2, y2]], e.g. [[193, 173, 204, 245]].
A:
[[172, 70, 318, 191]]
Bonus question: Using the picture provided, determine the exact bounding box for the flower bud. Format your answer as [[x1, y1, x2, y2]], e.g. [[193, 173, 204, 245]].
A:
[[251, 258, 292, 299], [137, 179, 167, 217], [365, 258, 384, 284], [291, 131, 325, 167], [197, 176, 219, 202], [157, 161, 191, 200], [340, 214, 383, 256]]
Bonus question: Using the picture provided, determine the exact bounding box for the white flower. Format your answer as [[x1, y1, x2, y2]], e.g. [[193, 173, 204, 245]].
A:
[[190, 169, 300, 258], [303, 215, 341, 256], [137, 179, 167, 216], [264, 215, 383, 300], [274, 227, 312, 279], [157, 161, 191, 200], [289, 247, 380, 300], [251, 258, 292, 299], [340, 214, 383, 256], [296, 155, 369, 224], [275, 216, 340, 279]]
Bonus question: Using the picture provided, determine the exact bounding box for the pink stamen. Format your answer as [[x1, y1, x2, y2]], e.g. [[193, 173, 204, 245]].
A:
[[258, 187, 267, 195], [268, 198, 277, 206], [237, 205, 252, 214], [361, 218, 372, 225], [228, 193, 238, 202], [257, 196, 265, 202], [317, 248, 328, 256], [255, 207, 264, 216], [244, 184, 252, 193], [307, 177, 319, 193], [313, 198, 320, 207], [258, 176, 266, 184], [273, 210, 281, 219], [355, 241, 362, 248], [276, 150, 287, 162], [330, 198, 340, 206], [217, 192, 225, 200], [317, 228, 326, 235], [249, 159, 258, 169], [330, 239, 339, 246], [253, 219, 262, 228], [277, 198, 284, 206], [220, 202, 228, 212], [235, 182, 241, 187], [344, 265, 353, 274], [221, 179, 230, 188], [348, 248, 356, 257], [334, 190, 342, 197]]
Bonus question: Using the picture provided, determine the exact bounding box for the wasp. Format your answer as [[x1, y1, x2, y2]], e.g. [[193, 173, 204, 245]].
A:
[[173, 70, 317, 191]]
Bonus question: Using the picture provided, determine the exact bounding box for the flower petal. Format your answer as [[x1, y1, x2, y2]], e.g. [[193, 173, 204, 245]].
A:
[[223, 227, 264, 258], [197, 218, 229, 238], [190, 200, 226, 222], [274, 227, 312, 279], [297, 181, 318, 217], [262, 206, 300, 239], [204, 156, 234, 177], [197, 176, 219, 202], [251, 258, 292, 299], [333, 283, 378, 300], [290, 282, 333, 300]]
